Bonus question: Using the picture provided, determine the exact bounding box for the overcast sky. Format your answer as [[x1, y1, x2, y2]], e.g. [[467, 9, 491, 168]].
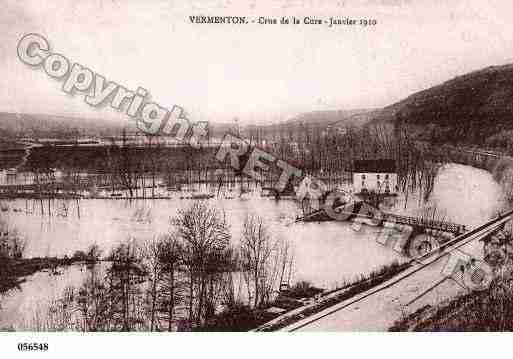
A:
[[1, 0, 513, 124]]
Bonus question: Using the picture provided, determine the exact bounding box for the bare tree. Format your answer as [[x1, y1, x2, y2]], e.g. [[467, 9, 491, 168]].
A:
[[106, 239, 147, 331], [111, 130, 138, 198], [143, 237, 162, 331], [239, 214, 288, 308], [157, 235, 184, 331], [171, 202, 231, 327], [143, 234, 184, 331], [76, 265, 110, 331]]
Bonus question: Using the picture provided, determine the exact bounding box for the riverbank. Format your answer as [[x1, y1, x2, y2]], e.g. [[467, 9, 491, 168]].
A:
[[389, 160, 513, 332], [194, 261, 408, 332], [389, 276, 513, 331], [252, 261, 409, 332], [273, 163, 507, 331], [0, 256, 82, 294], [0, 163, 502, 331]]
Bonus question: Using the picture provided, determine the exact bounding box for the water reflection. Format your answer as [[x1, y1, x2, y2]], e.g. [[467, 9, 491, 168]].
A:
[[0, 164, 506, 330]]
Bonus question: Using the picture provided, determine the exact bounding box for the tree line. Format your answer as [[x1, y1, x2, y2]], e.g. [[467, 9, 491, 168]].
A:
[[33, 202, 294, 331]]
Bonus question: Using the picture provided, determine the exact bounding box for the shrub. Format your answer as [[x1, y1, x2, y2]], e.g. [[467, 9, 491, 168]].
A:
[[281, 281, 323, 299]]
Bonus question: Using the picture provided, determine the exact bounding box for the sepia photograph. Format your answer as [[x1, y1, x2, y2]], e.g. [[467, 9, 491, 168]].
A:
[[1, 0, 513, 357]]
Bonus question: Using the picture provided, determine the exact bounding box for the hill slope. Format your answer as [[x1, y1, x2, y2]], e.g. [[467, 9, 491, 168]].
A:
[[0, 112, 128, 138], [375, 64, 513, 145], [4, 63, 513, 145]]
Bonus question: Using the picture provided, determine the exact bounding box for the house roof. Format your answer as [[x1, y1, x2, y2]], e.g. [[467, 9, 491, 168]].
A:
[[353, 159, 396, 173]]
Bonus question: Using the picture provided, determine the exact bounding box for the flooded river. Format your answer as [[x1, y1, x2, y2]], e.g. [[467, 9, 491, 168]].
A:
[[0, 163, 506, 329]]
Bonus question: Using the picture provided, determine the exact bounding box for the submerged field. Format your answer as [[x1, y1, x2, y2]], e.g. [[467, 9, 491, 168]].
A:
[[0, 163, 505, 330]]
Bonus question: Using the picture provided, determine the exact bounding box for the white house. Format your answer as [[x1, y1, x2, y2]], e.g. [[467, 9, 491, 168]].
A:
[[352, 159, 398, 195]]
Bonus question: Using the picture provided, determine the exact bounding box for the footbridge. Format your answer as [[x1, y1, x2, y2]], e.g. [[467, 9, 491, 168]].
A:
[[297, 201, 467, 236]]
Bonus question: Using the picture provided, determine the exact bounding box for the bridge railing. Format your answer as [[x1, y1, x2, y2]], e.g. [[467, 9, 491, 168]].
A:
[[387, 214, 466, 234]]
